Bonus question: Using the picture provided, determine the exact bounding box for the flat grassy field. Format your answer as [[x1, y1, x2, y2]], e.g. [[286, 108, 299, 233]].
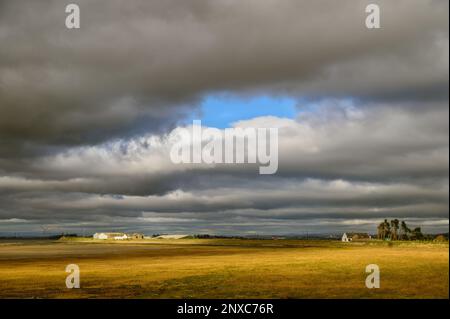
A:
[[0, 238, 447, 298]]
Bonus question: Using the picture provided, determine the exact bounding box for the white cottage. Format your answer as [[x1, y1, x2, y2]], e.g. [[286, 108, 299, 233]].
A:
[[342, 233, 351, 242], [342, 232, 371, 242]]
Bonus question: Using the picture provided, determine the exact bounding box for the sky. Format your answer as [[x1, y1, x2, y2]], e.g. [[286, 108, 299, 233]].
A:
[[0, 0, 448, 236], [196, 95, 297, 128]]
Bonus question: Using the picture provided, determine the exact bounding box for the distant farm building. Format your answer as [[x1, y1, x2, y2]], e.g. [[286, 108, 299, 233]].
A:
[[342, 233, 372, 242], [93, 232, 145, 240], [129, 233, 145, 239], [93, 232, 128, 240], [114, 234, 128, 240], [155, 234, 190, 239]]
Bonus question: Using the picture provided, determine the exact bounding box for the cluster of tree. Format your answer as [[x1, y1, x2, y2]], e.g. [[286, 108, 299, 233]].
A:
[[377, 219, 423, 240]]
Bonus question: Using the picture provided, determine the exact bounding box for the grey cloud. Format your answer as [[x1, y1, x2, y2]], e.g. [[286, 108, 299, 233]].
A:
[[12, 102, 448, 186], [0, 0, 448, 235], [0, 105, 448, 232], [0, 0, 448, 155]]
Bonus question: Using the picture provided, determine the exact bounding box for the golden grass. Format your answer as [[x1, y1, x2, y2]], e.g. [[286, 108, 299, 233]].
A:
[[0, 239, 447, 298]]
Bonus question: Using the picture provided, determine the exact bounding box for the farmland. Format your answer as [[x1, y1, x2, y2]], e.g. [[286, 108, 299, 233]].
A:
[[0, 238, 447, 298]]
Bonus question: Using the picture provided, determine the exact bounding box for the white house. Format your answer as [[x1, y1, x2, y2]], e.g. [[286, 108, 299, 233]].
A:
[[342, 233, 351, 242], [342, 232, 372, 242]]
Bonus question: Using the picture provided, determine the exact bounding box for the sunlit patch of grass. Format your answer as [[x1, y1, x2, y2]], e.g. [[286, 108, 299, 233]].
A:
[[0, 239, 447, 298]]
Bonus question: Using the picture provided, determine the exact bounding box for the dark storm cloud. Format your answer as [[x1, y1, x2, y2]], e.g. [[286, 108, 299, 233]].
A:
[[9, 101, 446, 187], [0, 0, 448, 153], [0, 103, 448, 234], [0, 0, 448, 234]]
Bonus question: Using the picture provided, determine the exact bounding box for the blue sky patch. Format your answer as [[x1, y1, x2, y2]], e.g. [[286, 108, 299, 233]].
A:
[[188, 94, 298, 128]]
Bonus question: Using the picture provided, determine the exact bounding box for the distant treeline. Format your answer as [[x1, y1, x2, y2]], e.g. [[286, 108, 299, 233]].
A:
[[0, 233, 79, 240]]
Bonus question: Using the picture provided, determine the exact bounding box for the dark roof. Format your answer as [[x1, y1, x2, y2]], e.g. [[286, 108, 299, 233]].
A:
[[344, 232, 371, 238]]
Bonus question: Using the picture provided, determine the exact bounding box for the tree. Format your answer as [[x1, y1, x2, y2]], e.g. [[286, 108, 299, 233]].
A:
[[391, 219, 399, 240], [383, 219, 391, 240], [411, 227, 424, 240], [377, 219, 391, 240], [400, 221, 410, 240], [377, 223, 384, 239]]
